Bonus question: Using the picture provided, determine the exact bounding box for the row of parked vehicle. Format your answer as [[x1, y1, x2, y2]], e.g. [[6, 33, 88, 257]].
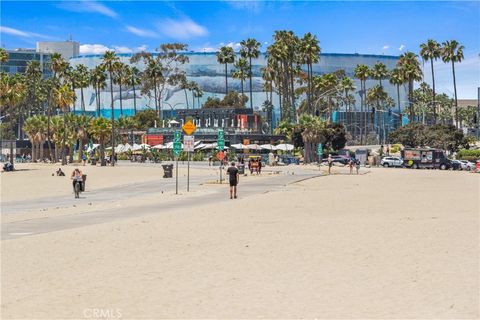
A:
[[380, 156, 476, 171]]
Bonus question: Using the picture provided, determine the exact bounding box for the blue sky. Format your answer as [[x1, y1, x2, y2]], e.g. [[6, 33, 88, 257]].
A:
[[1, 0, 479, 98]]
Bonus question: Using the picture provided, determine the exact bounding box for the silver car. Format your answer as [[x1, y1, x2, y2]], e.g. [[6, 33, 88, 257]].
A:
[[381, 156, 403, 167]]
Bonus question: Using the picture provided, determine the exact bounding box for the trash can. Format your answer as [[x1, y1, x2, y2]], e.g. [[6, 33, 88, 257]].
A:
[[91, 158, 97, 165], [238, 164, 245, 174], [162, 164, 173, 178], [81, 174, 87, 191]]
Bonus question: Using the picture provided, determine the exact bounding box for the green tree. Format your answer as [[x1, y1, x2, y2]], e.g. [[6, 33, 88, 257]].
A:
[[75, 64, 90, 115], [240, 38, 261, 109], [354, 64, 370, 144], [298, 33, 321, 113], [52, 84, 76, 165], [441, 40, 464, 128], [75, 114, 92, 163], [232, 57, 249, 96], [420, 39, 441, 123], [0, 48, 8, 63], [389, 67, 405, 122], [88, 117, 112, 166], [216, 46, 236, 94], [132, 109, 160, 130], [90, 65, 107, 117], [101, 50, 120, 166], [397, 52, 422, 122]]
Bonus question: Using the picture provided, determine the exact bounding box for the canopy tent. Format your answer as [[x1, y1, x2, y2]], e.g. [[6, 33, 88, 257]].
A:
[[246, 144, 261, 150], [275, 143, 294, 151], [231, 143, 246, 150], [260, 144, 277, 151], [152, 144, 165, 150], [201, 142, 229, 150], [115, 143, 132, 153], [86, 144, 100, 152], [194, 143, 206, 150], [132, 143, 150, 151], [165, 142, 183, 149]]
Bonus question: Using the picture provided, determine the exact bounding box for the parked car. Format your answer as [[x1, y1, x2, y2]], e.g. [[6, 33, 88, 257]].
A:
[[451, 160, 462, 170], [458, 160, 475, 171], [321, 155, 350, 165], [380, 156, 403, 167]]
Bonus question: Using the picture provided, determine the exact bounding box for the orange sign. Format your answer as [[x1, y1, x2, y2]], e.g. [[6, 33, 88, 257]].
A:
[[182, 120, 196, 135], [217, 151, 225, 161]]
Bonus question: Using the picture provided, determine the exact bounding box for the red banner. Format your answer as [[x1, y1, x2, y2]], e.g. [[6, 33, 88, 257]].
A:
[[144, 134, 164, 146]]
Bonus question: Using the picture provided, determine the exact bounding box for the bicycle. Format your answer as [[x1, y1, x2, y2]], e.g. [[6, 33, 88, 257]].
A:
[[73, 180, 82, 198]]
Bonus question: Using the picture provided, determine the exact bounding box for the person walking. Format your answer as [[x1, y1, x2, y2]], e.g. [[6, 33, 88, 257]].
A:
[[355, 159, 361, 174], [327, 154, 333, 175], [226, 162, 239, 199], [348, 158, 354, 174]]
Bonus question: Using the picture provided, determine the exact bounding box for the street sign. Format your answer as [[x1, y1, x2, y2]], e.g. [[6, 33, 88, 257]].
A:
[[217, 151, 225, 161], [173, 141, 182, 156], [183, 135, 194, 152], [217, 129, 225, 151], [174, 130, 182, 142], [317, 143, 323, 156], [182, 120, 196, 136]]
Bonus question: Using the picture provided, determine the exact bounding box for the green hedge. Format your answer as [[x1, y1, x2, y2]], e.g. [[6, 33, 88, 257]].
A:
[[457, 149, 480, 160]]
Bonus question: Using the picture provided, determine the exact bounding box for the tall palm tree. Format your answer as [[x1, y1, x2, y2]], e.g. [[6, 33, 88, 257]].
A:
[[371, 62, 389, 87], [52, 84, 76, 165], [240, 38, 261, 109], [339, 76, 355, 136], [216, 46, 236, 94], [90, 65, 106, 117], [420, 39, 441, 123], [75, 64, 90, 115], [113, 62, 129, 116], [88, 117, 112, 166], [23, 116, 41, 162], [232, 57, 249, 96], [129, 66, 142, 115], [441, 40, 464, 127], [299, 33, 321, 111], [354, 64, 370, 144], [389, 68, 405, 125], [0, 48, 8, 63], [101, 50, 120, 166], [75, 114, 92, 162], [397, 52, 422, 122]]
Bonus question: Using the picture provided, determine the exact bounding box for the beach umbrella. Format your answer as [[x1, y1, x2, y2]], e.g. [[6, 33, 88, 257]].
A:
[[132, 143, 150, 151], [260, 144, 277, 151], [276, 143, 294, 151], [247, 144, 261, 150], [152, 144, 165, 149]]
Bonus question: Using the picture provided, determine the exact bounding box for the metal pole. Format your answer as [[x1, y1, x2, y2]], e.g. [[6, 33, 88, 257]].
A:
[[175, 157, 178, 195], [187, 152, 190, 192], [219, 163, 222, 184]]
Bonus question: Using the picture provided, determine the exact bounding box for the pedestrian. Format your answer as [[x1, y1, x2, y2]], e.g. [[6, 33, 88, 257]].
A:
[[258, 159, 262, 174], [348, 158, 354, 174], [327, 154, 333, 175], [208, 155, 213, 166], [355, 159, 360, 174], [226, 161, 239, 199], [82, 154, 87, 166]]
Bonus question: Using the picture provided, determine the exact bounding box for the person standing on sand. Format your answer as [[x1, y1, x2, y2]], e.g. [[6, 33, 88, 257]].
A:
[[226, 162, 239, 199], [355, 159, 360, 174], [327, 154, 333, 175], [348, 158, 354, 174]]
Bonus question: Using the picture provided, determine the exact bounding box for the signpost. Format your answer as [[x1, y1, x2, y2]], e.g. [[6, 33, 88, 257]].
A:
[[317, 143, 323, 170], [217, 130, 225, 183], [182, 121, 196, 192], [173, 130, 182, 194]]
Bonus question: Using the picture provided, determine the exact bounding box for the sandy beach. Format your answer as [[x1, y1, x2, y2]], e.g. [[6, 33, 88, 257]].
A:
[[1, 163, 479, 319]]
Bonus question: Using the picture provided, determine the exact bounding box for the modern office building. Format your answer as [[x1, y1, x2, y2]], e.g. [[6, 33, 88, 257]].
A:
[[37, 40, 80, 59], [0, 49, 52, 76]]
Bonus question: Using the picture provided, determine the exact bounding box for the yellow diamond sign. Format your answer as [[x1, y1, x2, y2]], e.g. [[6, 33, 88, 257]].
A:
[[182, 120, 196, 136]]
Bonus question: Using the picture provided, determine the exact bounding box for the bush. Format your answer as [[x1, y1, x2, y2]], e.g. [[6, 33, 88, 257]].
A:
[[457, 149, 480, 160]]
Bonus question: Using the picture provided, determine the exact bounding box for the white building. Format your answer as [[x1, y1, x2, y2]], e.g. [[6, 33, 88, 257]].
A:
[[36, 41, 80, 59]]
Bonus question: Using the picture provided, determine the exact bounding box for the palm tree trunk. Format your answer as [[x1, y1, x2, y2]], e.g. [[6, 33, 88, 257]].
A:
[[249, 57, 253, 109], [109, 72, 115, 167], [119, 84, 123, 116], [72, 85, 76, 114], [40, 141, 44, 161], [132, 80, 137, 115], [452, 61, 459, 128], [225, 63, 228, 94], [408, 79, 414, 122], [241, 79, 244, 96], [397, 84, 401, 127], [184, 89, 189, 109], [100, 138, 106, 166], [153, 78, 158, 116], [430, 60, 436, 123], [62, 112, 67, 165], [81, 87, 85, 115]]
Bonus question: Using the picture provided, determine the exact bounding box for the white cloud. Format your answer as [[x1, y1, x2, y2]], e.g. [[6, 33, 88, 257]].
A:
[[113, 46, 133, 54], [382, 45, 389, 50], [399, 44, 406, 51], [126, 25, 157, 38], [57, 1, 118, 18], [0, 26, 53, 39], [224, 0, 263, 13], [135, 44, 148, 52], [200, 47, 217, 53], [226, 42, 242, 51], [157, 17, 208, 40], [80, 44, 111, 54]]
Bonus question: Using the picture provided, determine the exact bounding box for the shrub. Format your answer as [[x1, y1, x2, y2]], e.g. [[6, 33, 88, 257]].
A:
[[457, 149, 480, 160]]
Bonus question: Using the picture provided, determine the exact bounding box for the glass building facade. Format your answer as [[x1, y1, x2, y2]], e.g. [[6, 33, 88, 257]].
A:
[[1, 50, 52, 77], [69, 52, 408, 120]]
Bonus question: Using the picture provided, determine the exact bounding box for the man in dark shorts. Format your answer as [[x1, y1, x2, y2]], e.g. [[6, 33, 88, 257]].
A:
[[226, 162, 239, 199]]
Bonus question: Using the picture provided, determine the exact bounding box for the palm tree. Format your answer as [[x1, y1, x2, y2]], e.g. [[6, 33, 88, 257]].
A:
[[75, 114, 92, 162], [75, 64, 90, 115], [371, 62, 389, 87], [179, 76, 190, 108], [129, 66, 142, 115], [52, 84, 76, 165], [88, 117, 112, 166], [366, 85, 388, 143], [0, 48, 8, 63], [299, 114, 325, 163], [420, 39, 441, 123], [50, 115, 64, 161], [232, 57, 249, 96], [339, 76, 355, 136], [193, 85, 203, 108], [397, 52, 422, 122], [354, 64, 370, 144], [216, 46, 236, 94], [240, 38, 261, 109], [389, 68, 405, 126], [90, 65, 106, 117], [441, 40, 464, 127], [116, 116, 138, 145], [23, 116, 40, 162], [299, 33, 321, 111], [101, 50, 120, 166], [113, 62, 129, 116]]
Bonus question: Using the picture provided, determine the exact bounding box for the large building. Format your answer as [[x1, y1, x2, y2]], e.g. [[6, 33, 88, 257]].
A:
[[69, 52, 409, 123], [36, 40, 80, 59], [1, 48, 52, 76]]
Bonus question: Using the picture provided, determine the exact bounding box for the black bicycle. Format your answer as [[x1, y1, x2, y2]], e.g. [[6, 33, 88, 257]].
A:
[[73, 180, 82, 198]]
